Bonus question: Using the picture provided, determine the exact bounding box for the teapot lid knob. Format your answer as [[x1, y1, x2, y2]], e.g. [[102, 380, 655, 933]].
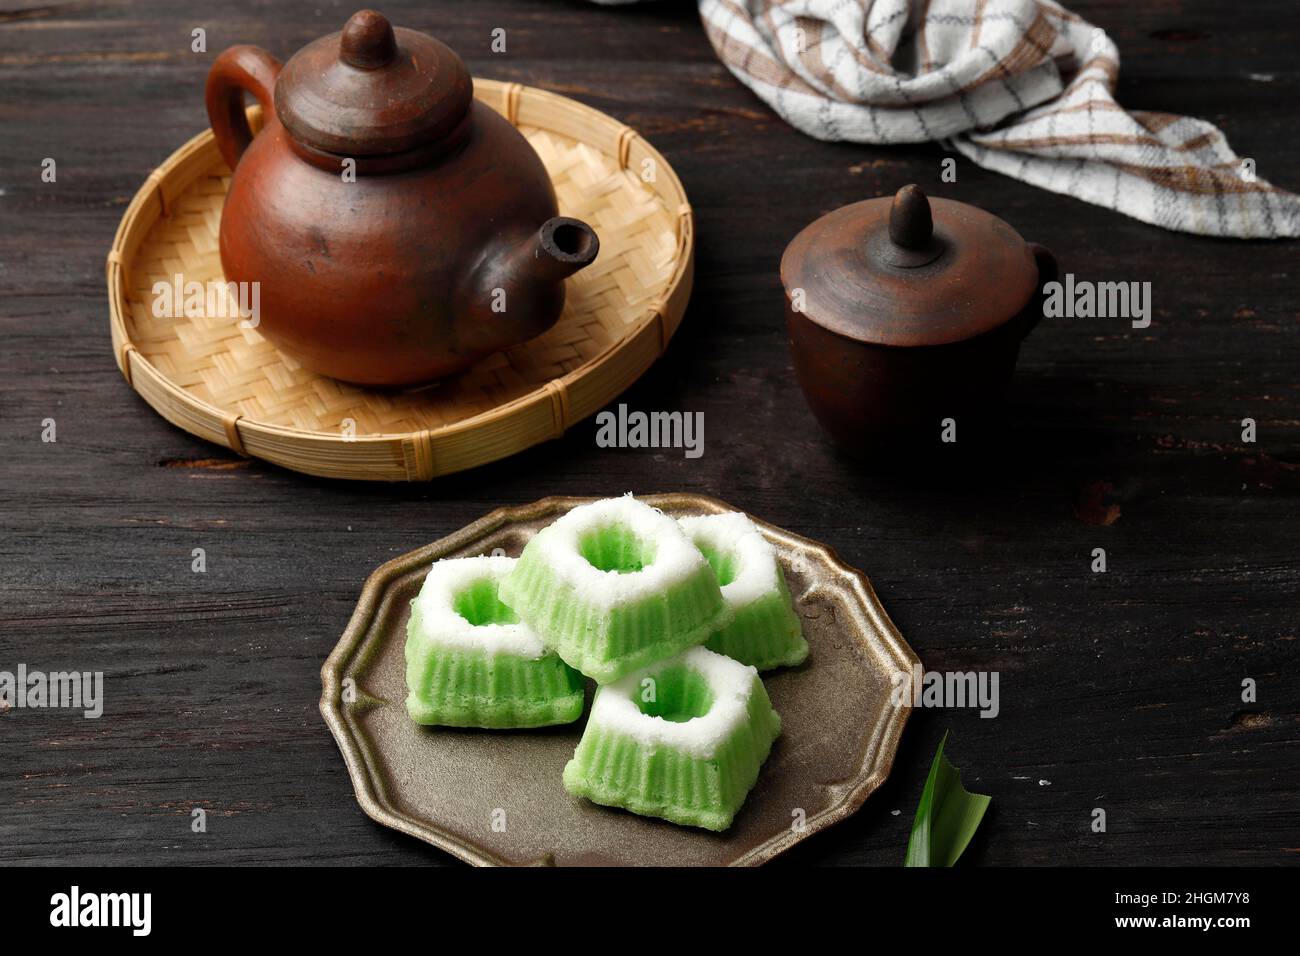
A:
[[340, 9, 398, 69]]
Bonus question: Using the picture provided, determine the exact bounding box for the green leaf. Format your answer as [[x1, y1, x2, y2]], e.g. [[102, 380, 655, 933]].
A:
[[904, 732, 991, 867]]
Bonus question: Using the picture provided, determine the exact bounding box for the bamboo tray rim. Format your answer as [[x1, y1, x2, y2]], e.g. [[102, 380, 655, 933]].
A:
[[106, 79, 695, 478]]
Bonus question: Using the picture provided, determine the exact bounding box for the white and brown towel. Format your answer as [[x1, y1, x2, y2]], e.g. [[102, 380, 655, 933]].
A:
[[690, 0, 1299, 237]]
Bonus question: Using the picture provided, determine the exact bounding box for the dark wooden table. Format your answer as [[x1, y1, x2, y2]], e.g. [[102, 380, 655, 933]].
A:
[[1, 0, 1296, 866]]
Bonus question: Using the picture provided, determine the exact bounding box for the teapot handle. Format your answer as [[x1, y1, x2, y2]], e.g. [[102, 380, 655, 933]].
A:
[[1018, 242, 1058, 338], [205, 45, 282, 172]]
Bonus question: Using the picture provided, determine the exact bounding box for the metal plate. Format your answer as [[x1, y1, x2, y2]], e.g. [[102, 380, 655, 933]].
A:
[[320, 494, 920, 866]]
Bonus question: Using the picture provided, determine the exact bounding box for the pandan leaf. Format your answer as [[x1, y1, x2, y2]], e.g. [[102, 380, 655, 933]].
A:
[[904, 732, 991, 867]]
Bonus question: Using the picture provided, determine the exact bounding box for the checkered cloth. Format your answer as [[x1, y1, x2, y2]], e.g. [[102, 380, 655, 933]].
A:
[[690, 0, 1299, 237]]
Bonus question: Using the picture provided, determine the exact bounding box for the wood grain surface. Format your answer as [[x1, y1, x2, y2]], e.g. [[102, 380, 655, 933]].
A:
[[0, 0, 1296, 866]]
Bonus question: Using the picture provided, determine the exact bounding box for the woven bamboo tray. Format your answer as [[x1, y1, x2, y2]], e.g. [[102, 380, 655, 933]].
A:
[[107, 79, 694, 481]]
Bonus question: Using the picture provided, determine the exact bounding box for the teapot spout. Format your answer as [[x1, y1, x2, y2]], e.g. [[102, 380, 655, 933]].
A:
[[524, 216, 600, 283], [453, 216, 599, 357]]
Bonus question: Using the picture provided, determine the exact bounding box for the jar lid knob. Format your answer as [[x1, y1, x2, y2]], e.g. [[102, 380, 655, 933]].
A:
[[340, 9, 397, 69], [875, 184, 942, 268], [889, 184, 933, 249]]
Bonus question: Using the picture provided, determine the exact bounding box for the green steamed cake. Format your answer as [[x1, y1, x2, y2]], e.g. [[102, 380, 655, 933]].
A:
[[499, 495, 732, 684], [405, 555, 584, 728], [562, 646, 781, 831], [678, 511, 809, 671]]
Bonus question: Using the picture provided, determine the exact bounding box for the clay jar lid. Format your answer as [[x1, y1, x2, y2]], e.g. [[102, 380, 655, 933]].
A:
[[274, 9, 473, 158], [780, 184, 1040, 347]]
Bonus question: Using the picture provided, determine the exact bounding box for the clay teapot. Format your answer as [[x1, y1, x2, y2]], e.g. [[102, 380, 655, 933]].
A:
[[781, 184, 1056, 454], [205, 10, 599, 386]]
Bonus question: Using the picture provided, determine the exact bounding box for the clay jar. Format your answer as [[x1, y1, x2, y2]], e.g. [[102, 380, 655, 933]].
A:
[[781, 185, 1055, 453], [205, 10, 599, 386]]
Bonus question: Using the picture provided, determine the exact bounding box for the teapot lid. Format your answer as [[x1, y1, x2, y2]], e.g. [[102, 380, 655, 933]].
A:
[[274, 10, 473, 158], [780, 185, 1040, 347]]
